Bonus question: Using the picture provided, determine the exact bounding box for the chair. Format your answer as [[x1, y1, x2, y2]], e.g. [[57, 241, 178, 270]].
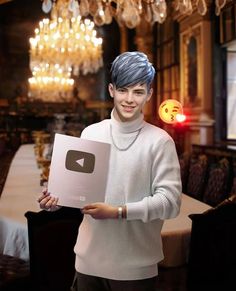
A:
[[0, 254, 30, 291], [186, 154, 208, 200], [187, 195, 236, 291], [202, 158, 231, 206], [229, 176, 236, 196], [25, 207, 83, 291], [178, 152, 190, 193]]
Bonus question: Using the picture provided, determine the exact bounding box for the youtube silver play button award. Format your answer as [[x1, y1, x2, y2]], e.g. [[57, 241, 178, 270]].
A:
[[47, 133, 111, 208]]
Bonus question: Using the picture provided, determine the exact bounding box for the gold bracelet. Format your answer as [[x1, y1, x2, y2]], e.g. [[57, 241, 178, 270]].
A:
[[118, 206, 123, 219]]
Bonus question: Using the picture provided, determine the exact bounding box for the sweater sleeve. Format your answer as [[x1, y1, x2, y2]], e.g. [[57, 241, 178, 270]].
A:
[[126, 137, 182, 223]]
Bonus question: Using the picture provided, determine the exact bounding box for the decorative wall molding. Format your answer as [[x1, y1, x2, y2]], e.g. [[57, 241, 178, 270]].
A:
[[180, 20, 213, 121]]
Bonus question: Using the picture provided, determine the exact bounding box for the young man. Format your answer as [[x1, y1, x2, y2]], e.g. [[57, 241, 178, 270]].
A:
[[38, 51, 182, 291]]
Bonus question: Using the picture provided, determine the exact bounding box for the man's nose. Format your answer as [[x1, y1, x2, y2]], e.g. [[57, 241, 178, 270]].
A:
[[125, 92, 134, 102]]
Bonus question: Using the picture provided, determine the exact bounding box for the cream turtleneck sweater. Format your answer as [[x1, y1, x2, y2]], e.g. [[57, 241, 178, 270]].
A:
[[74, 110, 182, 280]]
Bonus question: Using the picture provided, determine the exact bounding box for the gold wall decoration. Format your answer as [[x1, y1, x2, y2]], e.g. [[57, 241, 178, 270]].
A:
[[180, 21, 212, 118]]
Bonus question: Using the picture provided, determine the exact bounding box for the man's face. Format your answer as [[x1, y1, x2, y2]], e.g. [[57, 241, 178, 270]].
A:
[[108, 83, 152, 122]]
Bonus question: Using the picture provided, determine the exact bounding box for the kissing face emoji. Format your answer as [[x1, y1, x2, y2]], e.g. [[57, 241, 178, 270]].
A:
[[158, 99, 183, 124]]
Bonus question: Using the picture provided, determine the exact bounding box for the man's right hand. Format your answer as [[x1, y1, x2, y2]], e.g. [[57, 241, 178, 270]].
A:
[[37, 188, 61, 211]]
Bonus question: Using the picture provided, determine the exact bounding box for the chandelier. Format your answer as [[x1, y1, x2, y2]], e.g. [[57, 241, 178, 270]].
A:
[[40, 0, 228, 29], [28, 0, 103, 102], [28, 63, 74, 102]]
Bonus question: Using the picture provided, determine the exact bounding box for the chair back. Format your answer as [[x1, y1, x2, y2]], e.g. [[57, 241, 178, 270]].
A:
[[25, 207, 83, 291], [203, 158, 231, 206], [178, 152, 190, 193], [186, 154, 208, 200], [187, 197, 236, 290]]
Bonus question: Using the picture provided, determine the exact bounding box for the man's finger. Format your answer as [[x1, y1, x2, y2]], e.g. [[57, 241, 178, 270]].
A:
[[82, 204, 97, 210]]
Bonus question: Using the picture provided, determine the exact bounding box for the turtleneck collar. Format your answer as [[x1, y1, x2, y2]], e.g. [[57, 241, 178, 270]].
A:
[[110, 108, 145, 133]]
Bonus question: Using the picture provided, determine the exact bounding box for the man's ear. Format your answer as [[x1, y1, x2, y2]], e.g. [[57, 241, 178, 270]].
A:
[[108, 83, 114, 98], [146, 88, 153, 102]]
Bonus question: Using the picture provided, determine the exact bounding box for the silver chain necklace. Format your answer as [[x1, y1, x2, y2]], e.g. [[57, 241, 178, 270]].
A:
[[110, 124, 142, 151]]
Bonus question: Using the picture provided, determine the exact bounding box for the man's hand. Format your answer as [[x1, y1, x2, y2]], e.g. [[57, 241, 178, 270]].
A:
[[82, 203, 118, 219], [37, 188, 61, 212]]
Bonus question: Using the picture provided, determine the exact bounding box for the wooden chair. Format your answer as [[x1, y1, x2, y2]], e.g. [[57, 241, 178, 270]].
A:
[[186, 154, 208, 200], [229, 176, 236, 196], [202, 158, 231, 206], [25, 207, 83, 291], [178, 152, 190, 193]]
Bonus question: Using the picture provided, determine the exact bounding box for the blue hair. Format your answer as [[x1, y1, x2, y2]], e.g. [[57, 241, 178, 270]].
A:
[[110, 51, 155, 90]]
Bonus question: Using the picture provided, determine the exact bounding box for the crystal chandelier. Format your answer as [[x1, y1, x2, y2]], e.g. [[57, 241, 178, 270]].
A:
[[28, 0, 103, 102], [43, 0, 227, 29], [28, 63, 74, 102]]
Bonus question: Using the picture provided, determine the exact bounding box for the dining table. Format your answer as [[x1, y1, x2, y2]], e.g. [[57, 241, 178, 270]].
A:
[[160, 193, 211, 267], [0, 144, 42, 260], [0, 143, 211, 266]]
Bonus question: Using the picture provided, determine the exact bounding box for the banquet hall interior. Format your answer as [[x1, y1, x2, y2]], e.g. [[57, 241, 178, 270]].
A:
[[0, 0, 236, 291]]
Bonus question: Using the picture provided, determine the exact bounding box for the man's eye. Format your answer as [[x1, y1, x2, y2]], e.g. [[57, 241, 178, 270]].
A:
[[118, 88, 126, 93]]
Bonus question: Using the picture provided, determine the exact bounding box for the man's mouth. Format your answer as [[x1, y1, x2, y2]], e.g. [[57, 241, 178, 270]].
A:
[[122, 105, 135, 112]]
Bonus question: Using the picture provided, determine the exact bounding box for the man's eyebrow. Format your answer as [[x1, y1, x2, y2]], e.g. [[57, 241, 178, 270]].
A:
[[134, 89, 145, 92]]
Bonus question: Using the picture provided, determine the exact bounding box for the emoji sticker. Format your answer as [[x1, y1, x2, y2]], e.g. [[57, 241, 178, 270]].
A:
[[158, 99, 183, 124]]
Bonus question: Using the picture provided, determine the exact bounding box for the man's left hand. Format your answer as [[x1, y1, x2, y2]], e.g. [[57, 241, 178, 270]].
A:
[[81, 203, 118, 219]]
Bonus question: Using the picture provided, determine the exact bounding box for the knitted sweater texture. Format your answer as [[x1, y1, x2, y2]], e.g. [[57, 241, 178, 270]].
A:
[[74, 111, 182, 280]]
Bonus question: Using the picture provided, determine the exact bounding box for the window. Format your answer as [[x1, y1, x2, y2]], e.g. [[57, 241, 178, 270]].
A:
[[226, 42, 236, 140], [156, 18, 179, 104]]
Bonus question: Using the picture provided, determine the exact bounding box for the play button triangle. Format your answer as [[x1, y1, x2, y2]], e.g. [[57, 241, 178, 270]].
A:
[[76, 158, 85, 168]]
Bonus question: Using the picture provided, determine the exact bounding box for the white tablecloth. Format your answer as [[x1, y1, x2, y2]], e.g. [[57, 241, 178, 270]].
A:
[[0, 144, 211, 266], [161, 193, 211, 267], [0, 144, 42, 260]]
